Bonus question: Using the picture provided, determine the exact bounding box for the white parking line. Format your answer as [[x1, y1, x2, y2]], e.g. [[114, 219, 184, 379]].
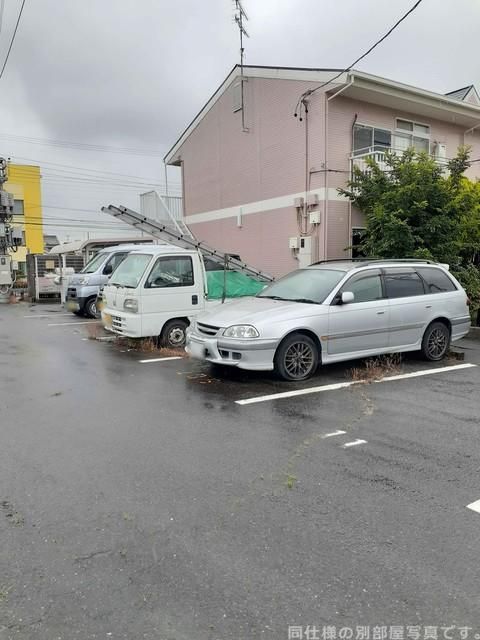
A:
[[466, 499, 480, 514], [235, 363, 477, 405], [24, 314, 72, 319], [342, 439, 367, 448], [48, 321, 99, 327], [322, 430, 347, 438], [138, 357, 183, 364]]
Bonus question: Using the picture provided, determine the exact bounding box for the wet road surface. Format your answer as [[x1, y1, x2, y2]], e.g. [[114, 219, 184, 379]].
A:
[[1, 303, 480, 639]]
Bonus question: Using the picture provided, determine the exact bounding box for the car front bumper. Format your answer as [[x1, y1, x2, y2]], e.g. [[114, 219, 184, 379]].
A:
[[185, 331, 277, 371]]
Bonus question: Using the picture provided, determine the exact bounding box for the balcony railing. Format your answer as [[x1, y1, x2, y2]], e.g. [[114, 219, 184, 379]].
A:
[[350, 145, 450, 175]]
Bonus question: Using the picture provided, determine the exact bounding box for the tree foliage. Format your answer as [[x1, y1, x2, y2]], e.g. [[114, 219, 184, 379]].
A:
[[339, 146, 480, 320]]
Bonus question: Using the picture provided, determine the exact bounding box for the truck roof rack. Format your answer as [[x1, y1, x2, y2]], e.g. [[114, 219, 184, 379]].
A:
[[102, 205, 274, 282]]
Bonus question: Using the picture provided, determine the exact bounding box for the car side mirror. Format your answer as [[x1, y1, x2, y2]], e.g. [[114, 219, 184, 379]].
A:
[[103, 264, 113, 275], [341, 291, 354, 304]]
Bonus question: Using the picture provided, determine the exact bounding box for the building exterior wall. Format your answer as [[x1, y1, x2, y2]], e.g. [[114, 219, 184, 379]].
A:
[[5, 164, 44, 271], [171, 73, 480, 276]]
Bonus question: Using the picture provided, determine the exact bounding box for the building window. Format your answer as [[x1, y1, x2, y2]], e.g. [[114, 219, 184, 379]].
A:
[[351, 227, 366, 258], [13, 199, 24, 215], [353, 124, 391, 156], [395, 119, 430, 154]]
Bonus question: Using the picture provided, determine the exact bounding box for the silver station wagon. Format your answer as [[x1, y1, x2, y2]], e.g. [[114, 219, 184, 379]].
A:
[[186, 260, 471, 381]]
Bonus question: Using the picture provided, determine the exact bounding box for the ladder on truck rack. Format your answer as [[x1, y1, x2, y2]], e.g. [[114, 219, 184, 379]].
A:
[[102, 205, 274, 283]]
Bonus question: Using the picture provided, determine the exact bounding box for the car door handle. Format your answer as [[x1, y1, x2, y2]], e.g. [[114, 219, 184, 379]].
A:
[[376, 310, 385, 315], [425, 304, 432, 309]]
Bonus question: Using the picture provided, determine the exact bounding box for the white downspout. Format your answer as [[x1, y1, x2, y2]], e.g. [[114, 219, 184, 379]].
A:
[[323, 76, 354, 260]]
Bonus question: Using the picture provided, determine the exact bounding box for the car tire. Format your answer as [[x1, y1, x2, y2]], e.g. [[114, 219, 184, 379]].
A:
[[84, 297, 99, 319], [274, 332, 319, 381], [421, 321, 450, 361], [161, 319, 188, 348]]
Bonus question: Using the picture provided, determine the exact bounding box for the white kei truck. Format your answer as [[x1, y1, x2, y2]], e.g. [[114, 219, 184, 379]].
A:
[[100, 206, 273, 347]]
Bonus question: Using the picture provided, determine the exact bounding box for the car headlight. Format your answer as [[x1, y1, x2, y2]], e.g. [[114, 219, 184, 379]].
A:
[[223, 325, 259, 338], [78, 277, 90, 285], [189, 319, 197, 332], [124, 298, 138, 313]]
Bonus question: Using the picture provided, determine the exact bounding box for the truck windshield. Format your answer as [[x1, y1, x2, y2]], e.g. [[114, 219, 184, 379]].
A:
[[81, 252, 107, 274], [257, 268, 346, 304], [109, 254, 152, 288]]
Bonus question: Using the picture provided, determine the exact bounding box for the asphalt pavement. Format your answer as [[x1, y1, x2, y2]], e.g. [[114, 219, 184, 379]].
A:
[[1, 303, 480, 640]]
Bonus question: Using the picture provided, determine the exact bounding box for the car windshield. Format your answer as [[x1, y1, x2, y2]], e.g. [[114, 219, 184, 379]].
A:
[[80, 252, 107, 274], [257, 268, 346, 304], [109, 253, 152, 288]]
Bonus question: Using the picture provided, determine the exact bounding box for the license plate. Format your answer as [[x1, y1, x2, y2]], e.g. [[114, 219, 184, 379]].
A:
[[66, 300, 79, 312], [103, 313, 112, 327]]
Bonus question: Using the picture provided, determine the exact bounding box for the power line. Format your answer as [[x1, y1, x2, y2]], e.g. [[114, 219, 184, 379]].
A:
[[0, 0, 27, 81], [0, 132, 165, 157], [294, 0, 425, 115], [11, 155, 177, 185]]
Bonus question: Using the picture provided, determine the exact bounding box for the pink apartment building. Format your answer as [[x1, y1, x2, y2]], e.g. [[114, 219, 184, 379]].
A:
[[164, 66, 480, 278]]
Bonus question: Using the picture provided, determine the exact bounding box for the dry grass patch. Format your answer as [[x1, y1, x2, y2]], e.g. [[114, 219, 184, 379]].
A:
[[85, 323, 105, 340], [349, 353, 402, 383], [116, 336, 185, 357]]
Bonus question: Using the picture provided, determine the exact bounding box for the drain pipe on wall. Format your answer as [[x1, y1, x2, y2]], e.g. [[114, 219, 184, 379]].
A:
[[324, 76, 354, 259]]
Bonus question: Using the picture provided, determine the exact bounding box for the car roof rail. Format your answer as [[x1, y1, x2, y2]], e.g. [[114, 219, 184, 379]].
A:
[[312, 258, 438, 268]]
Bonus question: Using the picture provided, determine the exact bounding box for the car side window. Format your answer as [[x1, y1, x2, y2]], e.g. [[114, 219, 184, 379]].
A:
[[145, 256, 194, 289], [416, 267, 457, 293], [340, 271, 383, 303], [384, 269, 425, 299], [103, 252, 127, 275]]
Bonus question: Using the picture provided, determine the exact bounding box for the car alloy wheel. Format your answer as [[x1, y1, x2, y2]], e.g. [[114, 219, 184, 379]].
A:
[[275, 332, 319, 381], [422, 321, 450, 361]]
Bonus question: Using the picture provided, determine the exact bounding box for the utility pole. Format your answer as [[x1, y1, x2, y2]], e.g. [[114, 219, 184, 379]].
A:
[[0, 158, 22, 303], [234, 0, 249, 132]]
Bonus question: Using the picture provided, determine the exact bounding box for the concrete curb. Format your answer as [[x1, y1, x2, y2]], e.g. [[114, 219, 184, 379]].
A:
[[467, 326, 480, 341]]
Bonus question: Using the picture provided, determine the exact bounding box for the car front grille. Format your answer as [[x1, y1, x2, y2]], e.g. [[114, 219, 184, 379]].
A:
[[111, 315, 124, 333], [197, 322, 220, 337]]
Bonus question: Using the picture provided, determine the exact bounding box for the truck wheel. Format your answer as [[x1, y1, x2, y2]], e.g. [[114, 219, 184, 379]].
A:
[[85, 297, 99, 319], [274, 332, 319, 381], [161, 319, 188, 348]]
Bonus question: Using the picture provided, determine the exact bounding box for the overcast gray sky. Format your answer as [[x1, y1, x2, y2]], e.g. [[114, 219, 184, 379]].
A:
[[0, 0, 478, 241]]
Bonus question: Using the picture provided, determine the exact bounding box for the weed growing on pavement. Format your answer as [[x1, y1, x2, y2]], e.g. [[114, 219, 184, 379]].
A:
[[0, 586, 11, 602], [349, 354, 402, 382], [285, 474, 297, 489]]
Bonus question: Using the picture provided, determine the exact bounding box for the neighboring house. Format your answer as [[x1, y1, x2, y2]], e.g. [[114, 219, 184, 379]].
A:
[[5, 163, 44, 275], [43, 235, 59, 252], [165, 66, 480, 277]]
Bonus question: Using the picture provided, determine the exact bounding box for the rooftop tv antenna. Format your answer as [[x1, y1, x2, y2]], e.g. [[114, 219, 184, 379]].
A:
[[234, 0, 249, 132]]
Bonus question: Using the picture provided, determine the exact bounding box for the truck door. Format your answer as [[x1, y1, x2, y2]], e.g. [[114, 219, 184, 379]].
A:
[[141, 254, 200, 336]]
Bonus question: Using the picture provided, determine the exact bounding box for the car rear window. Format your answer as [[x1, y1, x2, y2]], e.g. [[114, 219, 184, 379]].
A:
[[384, 269, 425, 299], [416, 267, 457, 293]]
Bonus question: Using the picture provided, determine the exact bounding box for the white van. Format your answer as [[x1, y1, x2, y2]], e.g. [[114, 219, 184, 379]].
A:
[[101, 245, 264, 347], [65, 244, 154, 318]]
